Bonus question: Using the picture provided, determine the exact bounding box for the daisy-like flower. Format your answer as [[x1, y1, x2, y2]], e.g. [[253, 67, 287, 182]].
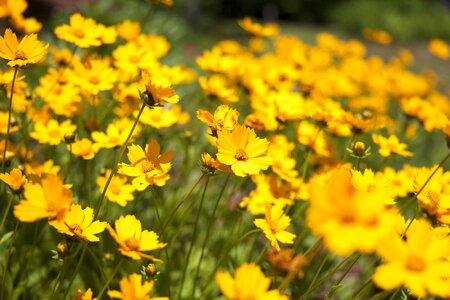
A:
[[372, 133, 413, 157], [196, 105, 240, 135], [30, 119, 76, 146], [69, 138, 99, 160], [69, 58, 118, 95], [238, 17, 279, 37], [0, 28, 48, 67], [118, 139, 173, 190], [428, 38, 449, 60], [142, 72, 179, 106], [92, 118, 141, 149], [254, 203, 296, 252], [215, 263, 288, 300], [54, 13, 103, 48], [0, 167, 27, 193], [13, 174, 73, 222], [97, 170, 135, 207], [373, 218, 450, 298], [50, 204, 106, 242], [199, 75, 239, 103], [216, 124, 273, 177], [106, 215, 167, 261], [108, 273, 168, 300]]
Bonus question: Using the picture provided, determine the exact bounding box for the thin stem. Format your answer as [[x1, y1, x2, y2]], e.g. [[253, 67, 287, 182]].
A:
[[2, 67, 18, 171], [50, 260, 66, 300], [0, 220, 19, 299], [95, 102, 146, 218], [61, 245, 86, 300], [324, 253, 362, 299], [177, 175, 210, 300], [0, 194, 13, 232], [192, 173, 230, 298], [387, 288, 401, 300], [351, 278, 373, 300], [96, 257, 124, 300], [299, 253, 329, 299]]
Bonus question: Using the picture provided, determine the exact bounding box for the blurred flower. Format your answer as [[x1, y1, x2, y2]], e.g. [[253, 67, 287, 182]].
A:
[[117, 20, 141, 41], [54, 13, 103, 48], [215, 263, 288, 300], [362, 28, 392, 45], [428, 38, 449, 60], [142, 72, 179, 106], [92, 118, 141, 149], [199, 75, 239, 103], [373, 218, 450, 298], [69, 58, 118, 95], [30, 119, 77, 146], [70, 288, 97, 300], [108, 273, 168, 300], [118, 140, 173, 190], [97, 170, 135, 207], [238, 17, 279, 37], [372, 134, 413, 157], [49, 204, 106, 242], [196, 105, 240, 136], [0, 167, 27, 192], [69, 138, 99, 160], [106, 215, 167, 261], [13, 175, 73, 222], [0, 28, 48, 67], [254, 203, 296, 251], [216, 124, 273, 177]]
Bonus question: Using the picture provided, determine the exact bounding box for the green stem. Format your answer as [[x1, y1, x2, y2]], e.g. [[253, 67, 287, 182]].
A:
[[299, 253, 329, 299], [177, 175, 210, 300], [387, 288, 401, 300], [0, 194, 13, 232], [96, 258, 124, 300], [350, 278, 373, 300], [0, 220, 19, 299], [95, 102, 146, 218], [61, 245, 86, 300], [324, 253, 362, 300], [50, 260, 66, 300], [192, 173, 230, 298], [2, 67, 18, 171]]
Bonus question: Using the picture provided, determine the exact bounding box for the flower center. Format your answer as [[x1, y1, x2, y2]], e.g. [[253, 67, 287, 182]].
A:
[[124, 237, 140, 251], [141, 160, 155, 173], [89, 76, 100, 84], [427, 191, 440, 204], [49, 129, 61, 138], [73, 28, 85, 38], [110, 184, 121, 195], [235, 148, 248, 161], [14, 49, 27, 60], [71, 224, 83, 235], [405, 255, 426, 272]]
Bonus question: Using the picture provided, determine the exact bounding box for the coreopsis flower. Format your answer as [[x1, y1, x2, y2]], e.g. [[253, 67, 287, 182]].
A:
[[196, 105, 240, 136], [13, 174, 73, 222], [97, 170, 135, 207], [69, 58, 118, 95], [108, 273, 168, 300], [54, 13, 103, 48], [69, 138, 99, 160], [138, 105, 187, 129], [362, 28, 392, 45], [0, 28, 48, 67], [92, 118, 141, 149], [11, 15, 43, 34], [215, 263, 288, 300], [373, 218, 450, 298], [30, 119, 77, 146], [49, 204, 106, 242], [199, 75, 239, 103], [351, 168, 395, 205], [216, 124, 273, 177], [308, 168, 398, 255], [142, 72, 179, 106], [238, 17, 279, 37], [414, 169, 450, 224], [254, 203, 296, 252], [113, 42, 158, 80], [296, 121, 330, 157], [70, 288, 97, 300], [268, 135, 298, 182], [118, 139, 173, 190], [372, 134, 413, 157], [0, 0, 26, 18], [117, 20, 141, 41], [0, 140, 14, 163], [428, 38, 449, 60], [106, 215, 167, 261], [201, 152, 231, 175], [0, 167, 27, 192]]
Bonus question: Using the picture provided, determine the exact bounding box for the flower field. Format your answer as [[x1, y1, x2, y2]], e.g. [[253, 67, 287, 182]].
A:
[[1, 0, 450, 299]]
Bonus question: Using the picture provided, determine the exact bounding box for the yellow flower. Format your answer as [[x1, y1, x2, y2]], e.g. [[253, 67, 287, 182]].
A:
[[428, 38, 449, 60], [196, 105, 240, 135], [215, 263, 288, 300], [54, 13, 103, 48], [106, 215, 167, 261], [372, 133, 413, 157], [97, 170, 135, 207], [0, 0, 27, 18], [70, 288, 97, 300], [199, 75, 239, 103], [92, 118, 141, 149], [0, 167, 27, 192], [138, 105, 186, 129], [69, 138, 99, 160], [113, 42, 158, 80], [296, 121, 330, 157], [201, 152, 231, 175], [49, 204, 106, 242], [362, 28, 392, 45], [69, 58, 118, 95], [30, 119, 76, 146], [108, 273, 168, 300], [254, 203, 296, 252], [351, 168, 395, 205], [0, 28, 48, 67], [142, 72, 179, 106], [13, 174, 73, 222], [216, 125, 273, 177], [238, 17, 279, 37], [373, 218, 450, 298], [118, 139, 173, 190], [117, 20, 141, 41], [308, 168, 397, 255]]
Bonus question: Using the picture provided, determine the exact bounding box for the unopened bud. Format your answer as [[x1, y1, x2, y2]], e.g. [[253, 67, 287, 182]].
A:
[[64, 132, 76, 144], [56, 241, 69, 257], [145, 263, 158, 278], [353, 141, 366, 157]]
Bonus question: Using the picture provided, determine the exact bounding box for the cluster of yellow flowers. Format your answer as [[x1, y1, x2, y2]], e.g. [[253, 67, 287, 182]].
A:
[[1, 1, 450, 299]]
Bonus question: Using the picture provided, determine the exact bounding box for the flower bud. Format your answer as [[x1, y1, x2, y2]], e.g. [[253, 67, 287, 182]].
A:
[[56, 241, 69, 257], [64, 132, 76, 144]]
